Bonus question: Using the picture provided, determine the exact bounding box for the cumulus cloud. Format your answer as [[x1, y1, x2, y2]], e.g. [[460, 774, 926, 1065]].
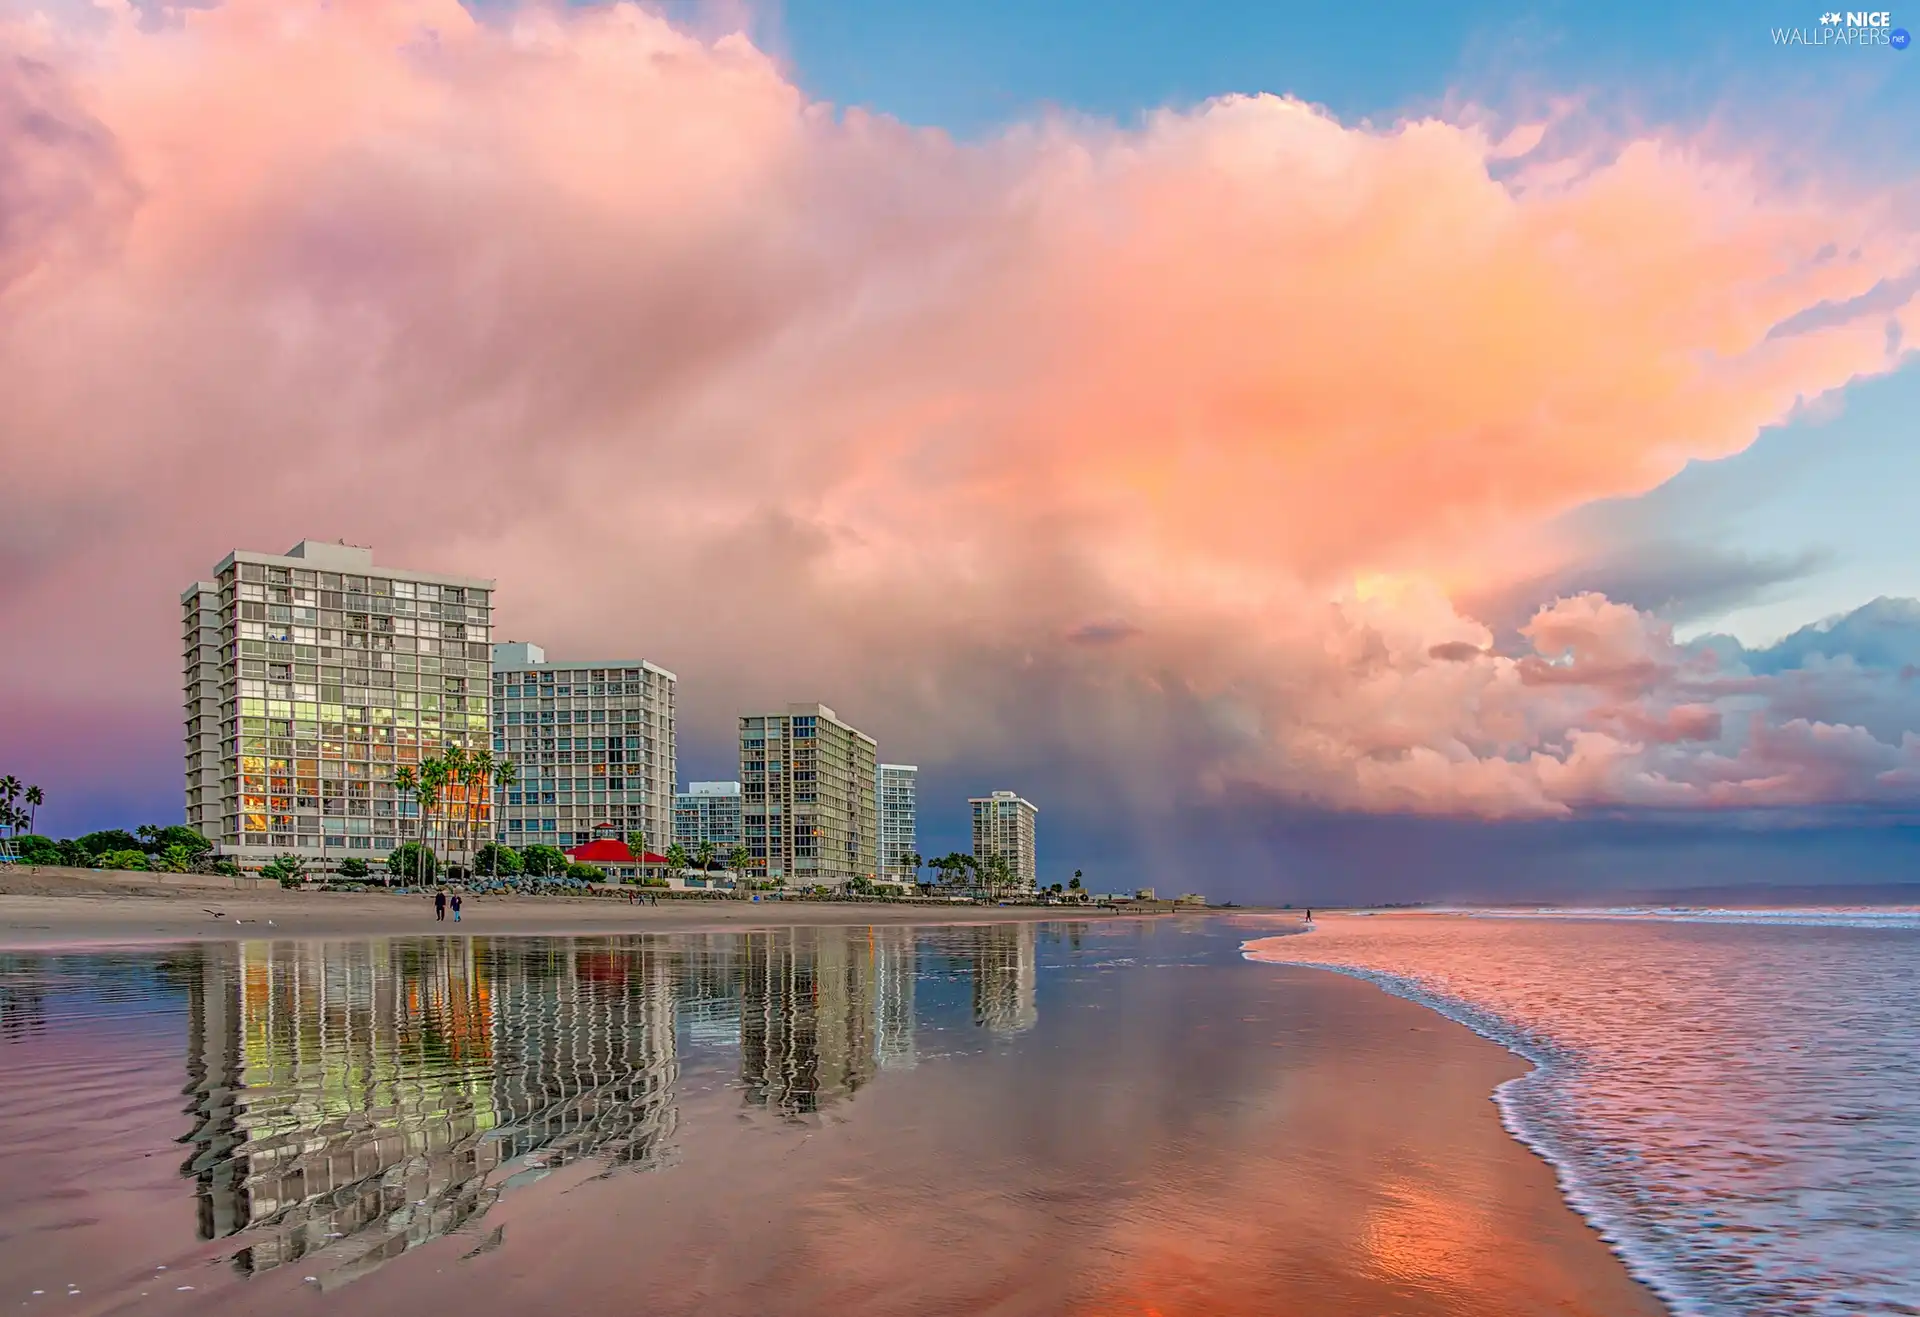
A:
[[3, 0, 1920, 827]]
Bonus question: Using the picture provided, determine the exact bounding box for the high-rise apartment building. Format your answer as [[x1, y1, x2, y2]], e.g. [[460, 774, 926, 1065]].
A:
[[491, 642, 677, 852], [739, 704, 877, 887], [182, 541, 495, 867], [876, 764, 918, 883], [970, 790, 1038, 890], [674, 781, 744, 853]]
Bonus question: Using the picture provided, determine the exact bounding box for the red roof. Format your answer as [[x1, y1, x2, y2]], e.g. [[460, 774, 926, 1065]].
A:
[[564, 839, 668, 864]]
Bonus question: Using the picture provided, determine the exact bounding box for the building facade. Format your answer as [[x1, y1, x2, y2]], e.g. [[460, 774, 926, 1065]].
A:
[[674, 781, 744, 854], [739, 704, 877, 887], [970, 790, 1039, 890], [491, 642, 677, 852], [875, 764, 918, 884], [182, 541, 494, 867]]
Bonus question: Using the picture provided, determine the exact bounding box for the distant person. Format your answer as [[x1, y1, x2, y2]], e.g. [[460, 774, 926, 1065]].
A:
[[1306, 909, 1312, 921], [434, 889, 447, 922], [451, 892, 462, 923]]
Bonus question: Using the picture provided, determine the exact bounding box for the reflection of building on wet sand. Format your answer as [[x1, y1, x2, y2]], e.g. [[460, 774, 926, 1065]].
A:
[[181, 939, 678, 1283], [739, 928, 880, 1115], [968, 923, 1038, 1035]]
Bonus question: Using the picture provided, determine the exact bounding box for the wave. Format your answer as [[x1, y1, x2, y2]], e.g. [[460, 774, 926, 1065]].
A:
[[1240, 934, 1712, 1317], [1465, 906, 1920, 931]]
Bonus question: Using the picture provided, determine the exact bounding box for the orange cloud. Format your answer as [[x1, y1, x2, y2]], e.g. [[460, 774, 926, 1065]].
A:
[[2, 0, 1918, 820]]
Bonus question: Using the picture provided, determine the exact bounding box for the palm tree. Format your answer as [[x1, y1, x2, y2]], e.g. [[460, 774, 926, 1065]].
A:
[[24, 785, 42, 838], [695, 839, 716, 874], [907, 850, 922, 889], [442, 745, 469, 877], [489, 758, 517, 878], [393, 765, 417, 888], [665, 842, 690, 879], [464, 747, 494, 879], [0, 776, 18, 837], [628, 829, 650, 884], [728, 844, 749, 890], [1070, 870, 1083, 901], [417, 756, 449, 888]]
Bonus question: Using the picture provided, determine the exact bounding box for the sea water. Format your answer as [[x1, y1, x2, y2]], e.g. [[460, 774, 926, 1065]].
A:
[[1245, 909, 1920, 1316]]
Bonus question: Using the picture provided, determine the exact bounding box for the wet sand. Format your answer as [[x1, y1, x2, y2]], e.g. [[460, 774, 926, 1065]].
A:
[[0, 867, 1165, 948], [0, 925, 1667, 1317]]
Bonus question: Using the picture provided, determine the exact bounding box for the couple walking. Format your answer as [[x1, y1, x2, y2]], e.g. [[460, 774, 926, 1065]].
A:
[[434, 890, 463, 922]]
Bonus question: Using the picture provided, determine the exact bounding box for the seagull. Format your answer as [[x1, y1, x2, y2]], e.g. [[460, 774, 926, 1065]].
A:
[[203, 909, 225, 919]]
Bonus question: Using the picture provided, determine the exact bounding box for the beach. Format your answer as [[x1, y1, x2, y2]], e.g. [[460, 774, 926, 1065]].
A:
[[0, 912, 1670, 1316], [0, 866, 1166, 949]]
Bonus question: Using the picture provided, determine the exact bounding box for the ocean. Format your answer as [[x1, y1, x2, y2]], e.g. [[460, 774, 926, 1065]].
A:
[[1245, 909, 1920, 1316]]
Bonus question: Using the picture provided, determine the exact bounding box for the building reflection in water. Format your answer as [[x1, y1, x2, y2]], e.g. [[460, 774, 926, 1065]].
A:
[[181, 939, 679, 1285], [174, 922, 1048, 1282]]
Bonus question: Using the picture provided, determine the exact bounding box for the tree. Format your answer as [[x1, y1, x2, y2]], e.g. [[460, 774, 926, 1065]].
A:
[[906, 850, 923, 889], [0, 776, 19, 836], [100, 849, 149, 871], [338, 857, 371, 879], [442, 745, 471, 876], [520, 843, 567, 878], [140, 826, 211, 857], [565, 861, 604, 881], [627, 831, 651, 884], [16, 835, 61, 866], [1070, 870, 1082, 890], [695, 839, 716, 872], [76, 829, 142, 859], [486, 757, 516, 877], [665, 842, 690, 876], [415, 759, 446, 888], [152, 844, 202, 873], [728, 844, 749, 888], [23, 785, 42, 838], [387, 841, 437, 884], [261, 853, 308, 884], [474, 842, 522, 878], [392, 765, 418, 887]]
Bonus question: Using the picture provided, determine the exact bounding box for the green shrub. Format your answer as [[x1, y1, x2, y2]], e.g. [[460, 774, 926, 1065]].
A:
[[98, 849, 149, 871], [565, 862, 603, 881], [337, 857, 371, 879], [260, 854, 309, 882], [14, 835, 61, 866], [474, 843, 523, 877], [386, 842, 437, 883], [79, 830, 142, 859], [519, 844, 567, 878]]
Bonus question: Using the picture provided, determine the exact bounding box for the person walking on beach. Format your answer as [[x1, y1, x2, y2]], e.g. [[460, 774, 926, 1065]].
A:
[[434, 889, 447, 922], [451, 892, 462, 923]]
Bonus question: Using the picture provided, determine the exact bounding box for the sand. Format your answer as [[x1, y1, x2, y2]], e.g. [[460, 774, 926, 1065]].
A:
[[0, 865, 1169, 948], [0, 921, 1668, 1317]]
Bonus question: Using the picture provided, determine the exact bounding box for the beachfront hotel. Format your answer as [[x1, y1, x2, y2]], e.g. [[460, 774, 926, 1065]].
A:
[[739, 704, 878, 887], [490, 642, 678, 852], [674, 781, 744, 853], [970, 790, 1039, 890], [876, 763, 918, 883], [181, 541, 494, 865]]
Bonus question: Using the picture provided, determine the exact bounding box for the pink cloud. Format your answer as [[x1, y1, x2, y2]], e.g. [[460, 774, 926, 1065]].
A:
[[2, 1, 1918, 823]]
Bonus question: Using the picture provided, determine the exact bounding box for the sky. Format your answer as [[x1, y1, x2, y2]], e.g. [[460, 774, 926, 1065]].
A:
[[1, 0, 1918, 900]]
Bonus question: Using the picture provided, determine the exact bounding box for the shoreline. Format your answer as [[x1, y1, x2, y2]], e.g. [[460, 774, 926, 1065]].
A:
[[0, 869, 1207, 950], [1246, 926, 1678, 1317]]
